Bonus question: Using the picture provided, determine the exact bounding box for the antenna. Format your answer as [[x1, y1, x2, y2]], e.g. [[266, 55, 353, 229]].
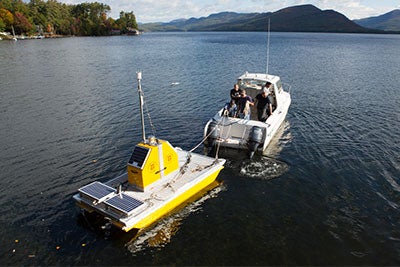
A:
[[137, 71, 146, 143], [266, 18, 270, 75]]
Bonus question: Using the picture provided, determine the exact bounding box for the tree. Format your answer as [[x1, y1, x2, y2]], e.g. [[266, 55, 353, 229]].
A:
[[50, 2, 73, 35], [71, 2, 111, 35], [29, 0, 48, 31], [0, 7, 14, 31], [0, 19, 5, 31], [10, 0, 30, 17], [0, 8, 14, 25], [1, 0, 138, 36], [0, 0, 16, 12], [14, 11, 33, 34], [117, 11, 138, 33]]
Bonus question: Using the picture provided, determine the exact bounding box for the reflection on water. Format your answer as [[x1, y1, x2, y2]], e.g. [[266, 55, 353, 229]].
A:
[[262, 120, 292, 157], [126, 183, 226, 254]]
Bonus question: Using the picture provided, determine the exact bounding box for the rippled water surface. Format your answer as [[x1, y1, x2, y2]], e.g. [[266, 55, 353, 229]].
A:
[[0, 32, 399, 265]]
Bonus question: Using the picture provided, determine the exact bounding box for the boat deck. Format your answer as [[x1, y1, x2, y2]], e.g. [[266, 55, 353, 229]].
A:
[[74, 148, 225, 230]]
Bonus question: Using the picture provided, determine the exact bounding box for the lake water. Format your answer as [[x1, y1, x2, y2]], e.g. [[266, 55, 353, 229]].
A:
[[0, 32, 399, 265]]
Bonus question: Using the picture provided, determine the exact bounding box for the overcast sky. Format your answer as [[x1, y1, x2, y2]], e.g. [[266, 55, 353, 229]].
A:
[[59, 0, 400, 22]]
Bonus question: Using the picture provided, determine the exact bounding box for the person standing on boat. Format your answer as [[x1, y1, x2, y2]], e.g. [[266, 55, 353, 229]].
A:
[[230, 84, 242, 103], [223, 99, 237, 117], [237, 90, 254, 120], [265, 81, 276, 111], [255, 88, 273, 122]]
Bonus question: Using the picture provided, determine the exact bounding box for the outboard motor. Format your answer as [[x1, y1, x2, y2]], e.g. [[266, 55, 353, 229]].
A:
[[247, 126, 263, 159], [205, 121, 219, 148]]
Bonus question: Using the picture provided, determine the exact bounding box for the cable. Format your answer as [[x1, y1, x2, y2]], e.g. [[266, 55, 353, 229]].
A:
[[142, 91, 157, 138]]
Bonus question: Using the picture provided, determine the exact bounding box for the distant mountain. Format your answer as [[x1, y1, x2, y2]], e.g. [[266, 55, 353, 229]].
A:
[[139, 4, 380, 33], [354, 10, 400, 31], [139, 12, 267, 32], [260, 5, 370, 32]]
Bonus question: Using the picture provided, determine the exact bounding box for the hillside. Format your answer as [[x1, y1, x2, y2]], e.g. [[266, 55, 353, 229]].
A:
[[140, 4, 379, 33], [354, 10, 400, 31], [261, 5, 370, 32]]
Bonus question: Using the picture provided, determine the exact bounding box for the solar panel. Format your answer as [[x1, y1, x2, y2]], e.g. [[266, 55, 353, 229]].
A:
[[128, 146, 149, 169], [78, 181, 115, 201], [105, 193, 144, 215]]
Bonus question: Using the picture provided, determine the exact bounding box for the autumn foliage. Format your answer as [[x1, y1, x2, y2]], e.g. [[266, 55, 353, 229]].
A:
[[0, 0, 138, 36]]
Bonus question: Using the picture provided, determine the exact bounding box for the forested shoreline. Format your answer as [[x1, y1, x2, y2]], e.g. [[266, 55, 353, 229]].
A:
[[0, 0, 138, 37]]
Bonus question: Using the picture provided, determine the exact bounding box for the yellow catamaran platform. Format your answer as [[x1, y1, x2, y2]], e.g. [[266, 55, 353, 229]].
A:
[[73, 72, 225, 232]]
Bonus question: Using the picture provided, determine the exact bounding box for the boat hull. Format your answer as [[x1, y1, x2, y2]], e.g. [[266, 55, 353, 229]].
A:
[[124, 166, 223, 231], [261, 94, 291, 151]]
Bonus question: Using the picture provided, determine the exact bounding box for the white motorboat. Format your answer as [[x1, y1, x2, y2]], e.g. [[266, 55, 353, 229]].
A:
[[204, 72, 291, 158], [74, 72, 225, 232]]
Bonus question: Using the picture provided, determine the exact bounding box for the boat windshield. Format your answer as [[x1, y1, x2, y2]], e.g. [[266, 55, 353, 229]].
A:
[[238, 79, 265, 91], [276, 80, 283, 93]]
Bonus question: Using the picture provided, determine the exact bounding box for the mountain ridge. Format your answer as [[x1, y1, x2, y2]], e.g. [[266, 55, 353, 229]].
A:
[[353, 9, 400, 31], [139, 4, 387, 33]]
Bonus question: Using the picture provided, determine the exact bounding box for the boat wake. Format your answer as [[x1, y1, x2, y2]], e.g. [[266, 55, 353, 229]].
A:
[[239, 156, 289, 179], [126, 183, 226, 255]]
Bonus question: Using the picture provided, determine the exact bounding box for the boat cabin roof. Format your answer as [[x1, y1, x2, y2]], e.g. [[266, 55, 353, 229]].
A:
[[237, 72, 281, 91]]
